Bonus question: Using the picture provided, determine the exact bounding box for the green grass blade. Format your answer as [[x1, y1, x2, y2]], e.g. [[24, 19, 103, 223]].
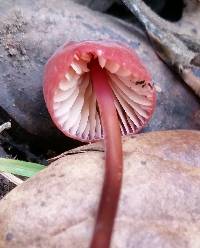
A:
[[0, 158, 45, 177]]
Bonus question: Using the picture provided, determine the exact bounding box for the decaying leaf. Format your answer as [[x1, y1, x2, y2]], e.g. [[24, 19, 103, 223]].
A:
[[0, 130, 200, 248], [0, 0, 199, 147]]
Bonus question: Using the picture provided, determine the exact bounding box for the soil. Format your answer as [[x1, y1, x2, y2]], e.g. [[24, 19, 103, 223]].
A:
[[0, 175, 15, 199]]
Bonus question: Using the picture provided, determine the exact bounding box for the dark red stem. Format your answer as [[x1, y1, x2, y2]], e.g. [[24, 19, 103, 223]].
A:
[[90, 60, 123, 248]]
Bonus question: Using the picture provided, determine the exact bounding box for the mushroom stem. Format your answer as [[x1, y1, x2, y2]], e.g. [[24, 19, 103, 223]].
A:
[[90, 60, 123, 248]]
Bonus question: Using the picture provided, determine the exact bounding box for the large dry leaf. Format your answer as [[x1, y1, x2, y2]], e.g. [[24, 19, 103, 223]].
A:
[[0, 0, 199, 146], [0, 130, 200, 247]]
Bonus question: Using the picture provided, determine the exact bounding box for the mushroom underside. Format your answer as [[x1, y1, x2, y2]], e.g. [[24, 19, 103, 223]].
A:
[[53, 52, 154, 141]]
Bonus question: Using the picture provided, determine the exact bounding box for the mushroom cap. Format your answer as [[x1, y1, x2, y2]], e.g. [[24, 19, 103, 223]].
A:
[[43, 41, 156, 142]]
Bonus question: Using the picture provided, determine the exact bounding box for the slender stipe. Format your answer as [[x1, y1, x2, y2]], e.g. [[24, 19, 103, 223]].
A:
[[90, 60, 123, 248]]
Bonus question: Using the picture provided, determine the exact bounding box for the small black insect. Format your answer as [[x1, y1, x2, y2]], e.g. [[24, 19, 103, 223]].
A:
[[135, 80, 145, 85]]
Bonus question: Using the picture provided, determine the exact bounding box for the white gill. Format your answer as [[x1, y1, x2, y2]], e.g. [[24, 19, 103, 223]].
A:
[[98, 56, 106, 68], [114, 98, 130, 134], [53, 53, 154, 140]]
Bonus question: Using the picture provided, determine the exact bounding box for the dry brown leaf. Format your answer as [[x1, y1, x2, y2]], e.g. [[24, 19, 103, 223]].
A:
[[0, 130, 200, 247]]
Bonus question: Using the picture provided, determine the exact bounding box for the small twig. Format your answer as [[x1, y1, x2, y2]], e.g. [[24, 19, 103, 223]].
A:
[[0, 172, 23, 185], [0, 121, 24, 185], [0, 122, 11, 133], [121, 0, 200, 97]]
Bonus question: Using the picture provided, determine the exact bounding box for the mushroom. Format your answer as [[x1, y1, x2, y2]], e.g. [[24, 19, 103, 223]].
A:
[[43, 41, 156, 248]]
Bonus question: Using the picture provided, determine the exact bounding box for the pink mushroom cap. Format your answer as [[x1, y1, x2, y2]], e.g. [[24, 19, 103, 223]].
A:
[[43, 41, 156, 142]]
